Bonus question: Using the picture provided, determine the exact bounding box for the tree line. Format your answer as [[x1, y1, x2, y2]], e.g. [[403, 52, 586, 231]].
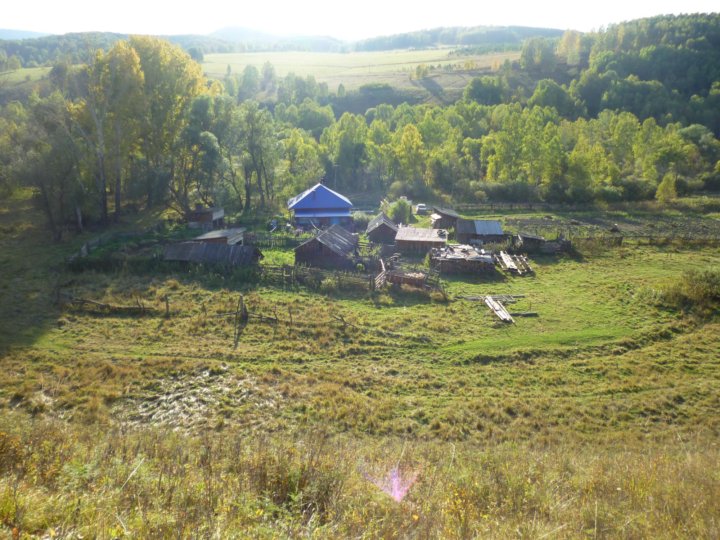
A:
[[1, 15, 720, 240]]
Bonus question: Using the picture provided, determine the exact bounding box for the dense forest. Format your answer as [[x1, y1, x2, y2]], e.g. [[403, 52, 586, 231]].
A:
[[1, 14, 719, 240]]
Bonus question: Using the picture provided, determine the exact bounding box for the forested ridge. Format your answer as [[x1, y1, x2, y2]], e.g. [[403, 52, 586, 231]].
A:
[[0, 24, 563, 67], [1, 14, 719, 240]]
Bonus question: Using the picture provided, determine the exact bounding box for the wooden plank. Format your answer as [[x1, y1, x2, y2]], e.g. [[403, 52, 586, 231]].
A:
[[499, 251, 517, 272], [484, 296, 514, 323]]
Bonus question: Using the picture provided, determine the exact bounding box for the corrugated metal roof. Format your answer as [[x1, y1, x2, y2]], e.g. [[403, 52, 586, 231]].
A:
[[193, 228, 246, 242], [366, 213, 398, 234], [395, 227, 448, 243], [293, 210, 352, 218], [296, 224, 358, 257], [287, 183, 353, 210], [457, 219, 504, 236], [163, 242, 262, 266]]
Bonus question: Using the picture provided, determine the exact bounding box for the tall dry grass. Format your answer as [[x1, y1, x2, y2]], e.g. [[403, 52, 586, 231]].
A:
[[0, 412, 718, 538]]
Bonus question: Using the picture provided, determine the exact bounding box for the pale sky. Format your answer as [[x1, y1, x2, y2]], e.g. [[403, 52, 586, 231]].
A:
[[5, 0, 719, 40]]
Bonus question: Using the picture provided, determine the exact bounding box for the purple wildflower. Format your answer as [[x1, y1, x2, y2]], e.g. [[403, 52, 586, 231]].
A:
[[363, 466, 418, 502]]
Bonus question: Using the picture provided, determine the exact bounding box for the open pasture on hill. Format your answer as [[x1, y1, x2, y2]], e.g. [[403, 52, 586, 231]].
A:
[[202, 48, 519, 93], [1, 192, 719, 537]]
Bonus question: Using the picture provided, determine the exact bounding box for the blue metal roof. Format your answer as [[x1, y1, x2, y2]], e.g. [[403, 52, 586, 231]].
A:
[[294, 209, 352, 218], [288, 183, 353, 211]]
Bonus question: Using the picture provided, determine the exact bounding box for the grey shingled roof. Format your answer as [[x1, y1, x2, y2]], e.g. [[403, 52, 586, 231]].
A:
[[366, 213, 398, 235], [456, 219, 504, 236], [163, 242, 262, 266], [297, 224, 358, 257]]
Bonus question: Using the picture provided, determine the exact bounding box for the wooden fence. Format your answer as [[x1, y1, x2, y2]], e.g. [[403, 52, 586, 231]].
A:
[[66, 224, 165, 263], [245, 231, 314, 249], [262, 265, 378, 292]]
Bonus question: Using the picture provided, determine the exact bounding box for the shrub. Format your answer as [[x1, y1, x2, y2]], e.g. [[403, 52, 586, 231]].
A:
[[319, 277, 338, 293], [661, 268, 720, 314], [388, 198, 412, 225]]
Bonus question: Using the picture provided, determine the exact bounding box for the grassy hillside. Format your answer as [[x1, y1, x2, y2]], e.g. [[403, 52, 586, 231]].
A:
[[203, 49, 519, 93], [1, 191, 719, 537]]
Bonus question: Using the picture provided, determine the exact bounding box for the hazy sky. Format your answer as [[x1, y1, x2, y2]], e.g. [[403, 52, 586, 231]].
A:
[[5, 0, 719, 40]]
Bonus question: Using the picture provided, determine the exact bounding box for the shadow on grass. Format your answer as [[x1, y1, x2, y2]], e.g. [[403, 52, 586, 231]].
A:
[[0, 203, 68, 352]]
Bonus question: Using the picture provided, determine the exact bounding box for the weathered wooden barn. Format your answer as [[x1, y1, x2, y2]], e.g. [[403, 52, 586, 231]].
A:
[[515, 233, 572, 254], [294, 224, 359, 269], [431, 206, 461, 229], [395, 226, 448, 253], [515, 233, 546, 252], [430, 244, 496, 274], [192, 228, 246, 245], [188, 205, 225, 230], [366, 213, 398, 244], [163, 242, 262, 266], [287, 183, 354, 229], [456, 219, 506, 245]]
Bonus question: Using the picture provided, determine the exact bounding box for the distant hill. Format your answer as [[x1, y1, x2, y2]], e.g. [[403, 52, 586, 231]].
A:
[[0, 29, 50, 40], [0, 24, 567, 68], [211, 27, 278, 43], [211, 27, 345, 52], [354, 26, 565, 51]]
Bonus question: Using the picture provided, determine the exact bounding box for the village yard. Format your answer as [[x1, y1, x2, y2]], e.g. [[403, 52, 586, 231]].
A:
[[1, 191, 720, 537], [2, 202, 719, 441]]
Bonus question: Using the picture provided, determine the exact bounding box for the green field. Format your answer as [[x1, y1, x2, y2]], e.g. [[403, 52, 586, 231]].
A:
[[203, 49, 519, 93], [0, 66, 49, 86], [1, 191, 719, 537]]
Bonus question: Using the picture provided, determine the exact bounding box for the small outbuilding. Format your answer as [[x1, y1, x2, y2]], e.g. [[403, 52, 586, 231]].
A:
[[288, 182, 354, 229], [456, 219, 505, 245], [515, 233, 546, 252], [366, 213, 398, 244], [294, 224, 359, 269], [430, 244, 496, 274], [192, 228, 246, 246], [163, 242, 262, 266], [515, 233, 572, 254], [188, 205, 225, 230], [431, 206, 461, 229], [395, 226, 448, 254]]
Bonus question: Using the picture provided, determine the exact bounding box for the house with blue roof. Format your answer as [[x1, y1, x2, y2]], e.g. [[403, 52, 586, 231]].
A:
[[287, 183, 354, 229]]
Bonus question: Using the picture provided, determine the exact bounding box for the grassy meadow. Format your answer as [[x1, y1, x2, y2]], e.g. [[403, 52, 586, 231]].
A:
[[1, 190, 719, 537], [202, 49, 518, 93]]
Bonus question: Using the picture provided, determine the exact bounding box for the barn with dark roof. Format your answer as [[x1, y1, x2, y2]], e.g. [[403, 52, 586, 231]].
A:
[[294, 224, 359, 269], [395, 226, 448, 253], [366, 213, 398, 244], [456, 219, 506, 244]]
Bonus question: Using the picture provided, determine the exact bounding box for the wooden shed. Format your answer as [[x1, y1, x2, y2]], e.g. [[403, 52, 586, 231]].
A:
[[430, 244, 496, 274], [515, 233, 546, 252], [456, 219, 505, 245], [515, 233, 571, 254], [192, 228, 246, 246], [395, 226, 448, 254], [366, 213, 398, 244], [431, 206, 461, 229], [163, 242, 262, 266], [187, 205, 225, 230], [294, 224, 359, 269]]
